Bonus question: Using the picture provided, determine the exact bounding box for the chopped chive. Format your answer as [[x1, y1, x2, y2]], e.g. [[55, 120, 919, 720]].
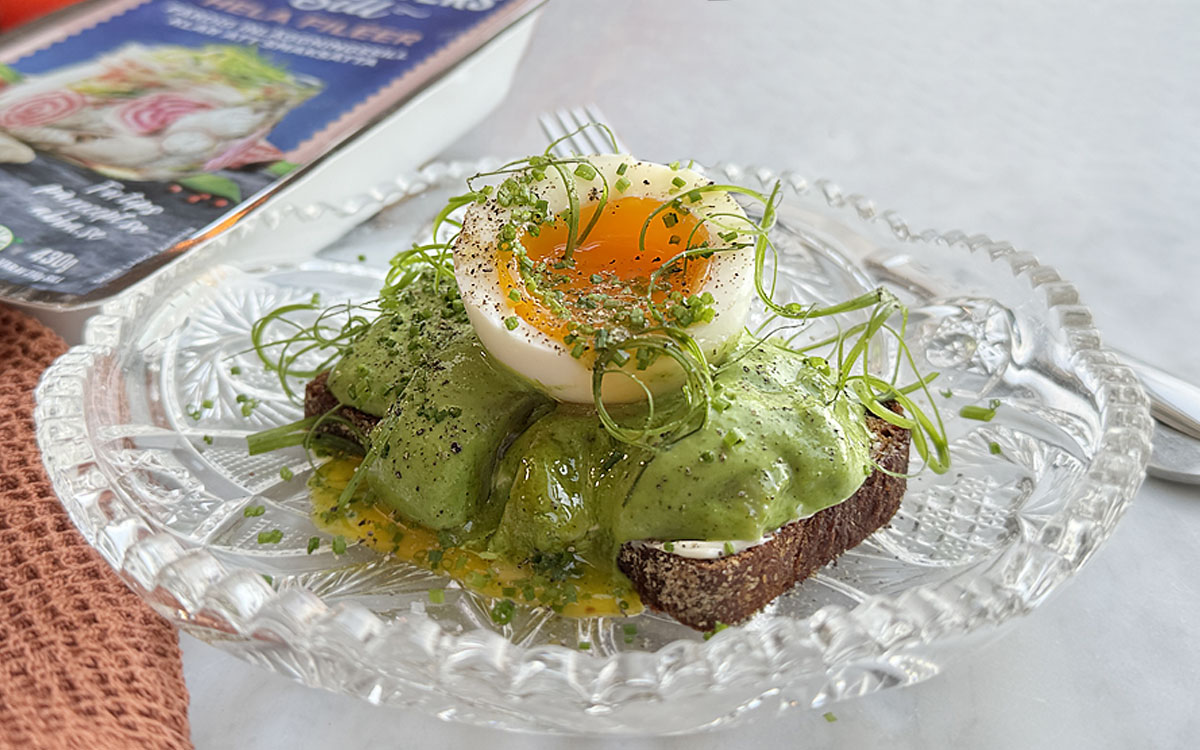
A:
[[490, 599, 516, 625], [686, 189, 701, 203], [590, 273, 604, 283], [703, 621, 729, 641], [262, 574, 273, 585], [989, 398, 1002, 409], [824, 711, 837, 723], [940, 388, 953, 398], [201, 399, 213, 409], [243, 505, 266, 517], [662, 541, 675, 552], [571, 342, 585, 359], [615, 176, 631, 192], [989, 441, 1003, 455], [202, 435, 213, 445], [256, 529, 283, 544], [573, 163, 597, 180], [577, 641, 591, 651], [671, 176, 687, 189], [723, 541, 735, 555], [668, 160, 680, 170], [662, 212, 678, 228], [306, 536, 320, 554], [279, 466, 293, 481], [508, 289, 521, 301], [429, 588, 445, 604], [722, 428, 745, 448], [959, 405, 996, 422], [504, 316, 520, 330], [331, 535, 347, 555], [616, 162, 628, 175], [230, 366, 241, 375]]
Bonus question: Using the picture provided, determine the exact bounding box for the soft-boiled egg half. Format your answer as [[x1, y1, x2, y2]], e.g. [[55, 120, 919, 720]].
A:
[[452, 154, 756, 403]]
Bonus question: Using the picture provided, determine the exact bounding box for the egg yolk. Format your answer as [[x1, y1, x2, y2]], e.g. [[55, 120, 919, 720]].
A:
[[497, 196, 712, 341]]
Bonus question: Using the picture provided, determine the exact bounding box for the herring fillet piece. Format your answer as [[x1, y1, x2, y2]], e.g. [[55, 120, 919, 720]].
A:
[[304, 374, 911, 630]]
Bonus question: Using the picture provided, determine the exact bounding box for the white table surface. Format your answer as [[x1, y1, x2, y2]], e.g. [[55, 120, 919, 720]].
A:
[[175, 1, 1200, 747]]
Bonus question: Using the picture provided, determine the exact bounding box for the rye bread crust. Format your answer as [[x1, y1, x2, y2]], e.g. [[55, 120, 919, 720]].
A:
[[617, 411, 910, 631], [304, 371, 381, 441], [305, 372, 911, 631]]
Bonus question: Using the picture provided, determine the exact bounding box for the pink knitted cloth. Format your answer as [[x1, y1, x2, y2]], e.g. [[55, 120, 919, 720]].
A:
[[0, 305, 192, 749]]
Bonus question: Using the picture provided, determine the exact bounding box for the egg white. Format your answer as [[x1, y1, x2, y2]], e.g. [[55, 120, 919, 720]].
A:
[[452, 154, 756, 403]]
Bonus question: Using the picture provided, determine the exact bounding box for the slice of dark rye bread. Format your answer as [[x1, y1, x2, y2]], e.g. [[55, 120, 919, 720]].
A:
[[305, 372, 910, 631], [619, 408, 909, 631]]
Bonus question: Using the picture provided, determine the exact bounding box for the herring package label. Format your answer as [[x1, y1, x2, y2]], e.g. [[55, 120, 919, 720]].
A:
[[0, 0, 530, 306]]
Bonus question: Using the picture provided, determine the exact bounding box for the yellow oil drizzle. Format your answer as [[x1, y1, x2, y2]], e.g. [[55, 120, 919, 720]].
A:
[[309, 457, 641, 617]]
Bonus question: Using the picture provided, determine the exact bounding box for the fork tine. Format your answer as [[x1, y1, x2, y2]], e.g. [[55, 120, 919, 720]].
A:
[[571, 106, 617, 156], [583, 104, 627, 153], [538, 111, 570, 157], [568, 106, 608, 155], [540, 105, 630, 158], [555, 108, 594, 156]]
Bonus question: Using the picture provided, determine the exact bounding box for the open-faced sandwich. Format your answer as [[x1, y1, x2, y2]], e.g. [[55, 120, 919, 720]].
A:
[[249, 132, 949, 632]]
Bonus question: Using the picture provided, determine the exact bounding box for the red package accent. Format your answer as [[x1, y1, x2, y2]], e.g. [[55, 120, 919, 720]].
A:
[[1, 0, 85, 31]]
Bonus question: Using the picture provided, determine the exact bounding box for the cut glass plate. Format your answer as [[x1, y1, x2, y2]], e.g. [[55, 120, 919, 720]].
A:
[[34, 160, 1152, 734]]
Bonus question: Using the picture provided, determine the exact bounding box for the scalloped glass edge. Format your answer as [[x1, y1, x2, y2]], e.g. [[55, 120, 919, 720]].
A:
[[33, 159, 1154, 734]]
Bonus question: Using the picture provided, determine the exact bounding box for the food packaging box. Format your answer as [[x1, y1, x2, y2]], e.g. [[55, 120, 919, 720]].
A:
[[0, 0, 542, 337]]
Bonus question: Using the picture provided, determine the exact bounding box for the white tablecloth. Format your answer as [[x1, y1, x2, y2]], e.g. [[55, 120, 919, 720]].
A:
[[183, 2, 1200, 747]]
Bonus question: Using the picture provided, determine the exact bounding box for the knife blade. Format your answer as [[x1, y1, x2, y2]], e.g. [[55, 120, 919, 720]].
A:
[[1120, 354, 1200, 484]]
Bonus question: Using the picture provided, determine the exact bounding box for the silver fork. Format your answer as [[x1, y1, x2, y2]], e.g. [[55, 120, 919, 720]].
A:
[[538, 106, 1200, 483], [538, 105, 628, 157]]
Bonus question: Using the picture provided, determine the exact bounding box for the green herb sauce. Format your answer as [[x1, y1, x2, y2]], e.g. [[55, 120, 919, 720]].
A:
[[333, 289, 872, 576]]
